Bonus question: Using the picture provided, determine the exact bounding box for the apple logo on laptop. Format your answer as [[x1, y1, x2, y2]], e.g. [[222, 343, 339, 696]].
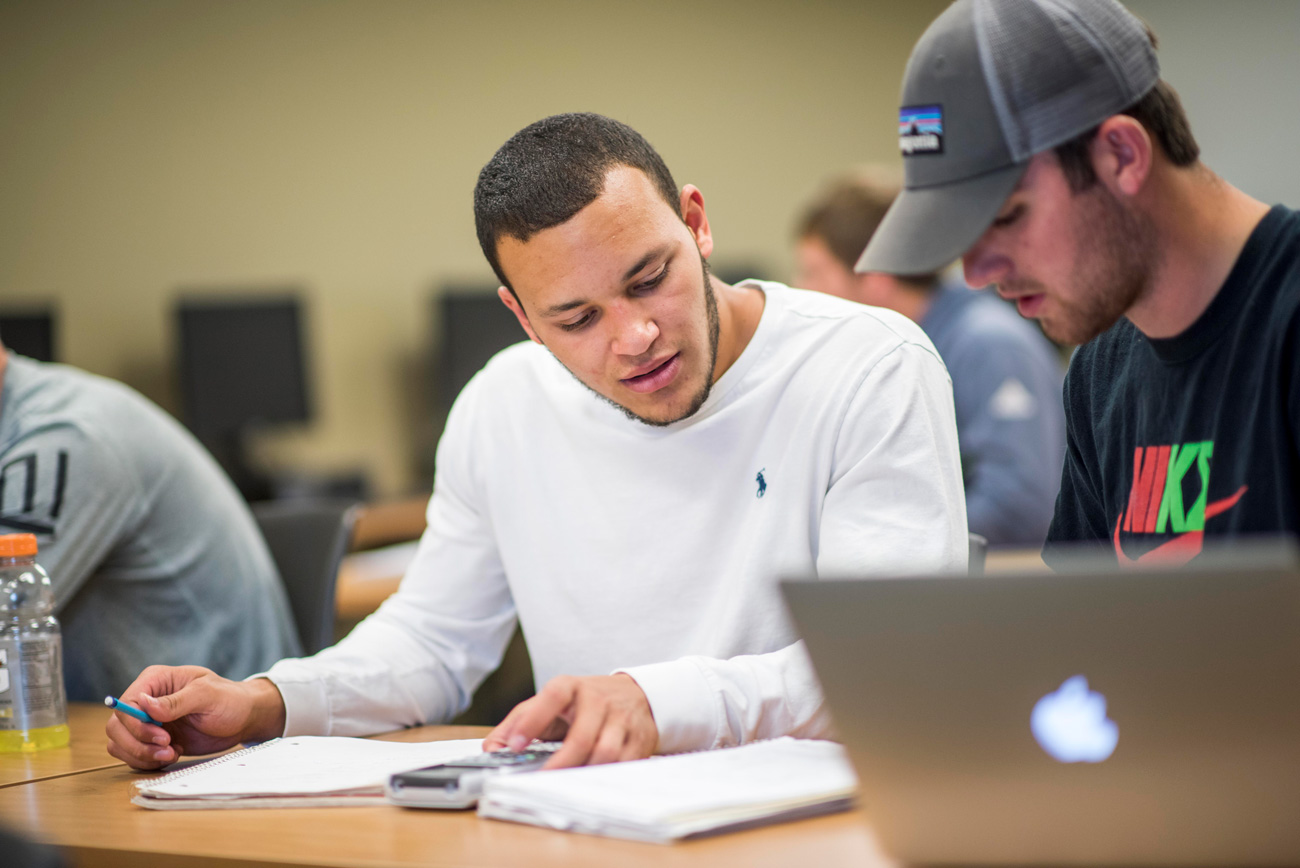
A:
[[1031, 675, 1119, 763]]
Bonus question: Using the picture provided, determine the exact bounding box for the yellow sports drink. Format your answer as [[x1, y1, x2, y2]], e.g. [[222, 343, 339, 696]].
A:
[[0, 533, 70, 751]]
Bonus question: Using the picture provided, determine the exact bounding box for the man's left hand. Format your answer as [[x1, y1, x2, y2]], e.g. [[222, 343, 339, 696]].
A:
[[483, 673, 657, 769]]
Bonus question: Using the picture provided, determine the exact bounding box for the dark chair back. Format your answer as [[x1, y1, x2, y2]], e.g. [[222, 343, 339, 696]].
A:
[[968, 532, 989, 576], [252, 498, 359, 655]]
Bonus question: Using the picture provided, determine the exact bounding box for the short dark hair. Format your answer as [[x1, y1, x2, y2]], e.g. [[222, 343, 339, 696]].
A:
[[797, 169, 939, 288], [1053, 27, 1200, 192], [473, 113, 680, 295]]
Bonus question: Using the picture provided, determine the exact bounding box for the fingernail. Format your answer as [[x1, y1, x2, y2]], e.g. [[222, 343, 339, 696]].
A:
[[507, 734, 528, 752], [152, 734, 169, 746], [139, 694, 155, 705], [152, 747, 171, 761]]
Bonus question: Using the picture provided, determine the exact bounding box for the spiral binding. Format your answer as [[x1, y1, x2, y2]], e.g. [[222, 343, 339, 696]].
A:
[[134, 738, 283, 793]]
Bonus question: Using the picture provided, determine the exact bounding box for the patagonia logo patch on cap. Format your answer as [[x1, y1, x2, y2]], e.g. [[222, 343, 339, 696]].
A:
[[899, 105, 943, 155]]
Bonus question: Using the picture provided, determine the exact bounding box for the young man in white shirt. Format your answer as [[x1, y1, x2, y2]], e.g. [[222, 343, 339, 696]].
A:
[[106, 113, 966, 771]]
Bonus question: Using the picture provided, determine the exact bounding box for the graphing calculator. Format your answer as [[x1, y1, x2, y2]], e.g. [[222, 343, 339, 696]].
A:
[[384, 742, 563, 809]]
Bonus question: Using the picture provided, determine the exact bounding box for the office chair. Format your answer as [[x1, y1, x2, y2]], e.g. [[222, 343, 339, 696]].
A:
[[0, 824, 66, 868], [968, 532, 989, 576], [252, 498, 359, 655]]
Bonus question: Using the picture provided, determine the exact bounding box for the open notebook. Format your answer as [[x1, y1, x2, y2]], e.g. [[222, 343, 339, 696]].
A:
[[131, 736, 483, 810], [478, 738, 858, 843]]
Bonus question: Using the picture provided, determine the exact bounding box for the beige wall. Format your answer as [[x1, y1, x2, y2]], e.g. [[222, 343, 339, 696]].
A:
[[0, 0, 947, 496]]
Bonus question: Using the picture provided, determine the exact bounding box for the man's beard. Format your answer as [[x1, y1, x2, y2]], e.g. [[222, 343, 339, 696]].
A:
[[595, 252, 721, 428], [1040, 184, 1156, 346]]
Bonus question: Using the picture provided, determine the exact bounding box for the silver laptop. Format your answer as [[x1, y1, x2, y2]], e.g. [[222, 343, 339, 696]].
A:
[[782, 550, 1300, 866]]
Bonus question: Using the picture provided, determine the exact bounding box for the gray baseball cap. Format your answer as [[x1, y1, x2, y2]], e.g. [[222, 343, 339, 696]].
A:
[[856, 0, 1159, 276]]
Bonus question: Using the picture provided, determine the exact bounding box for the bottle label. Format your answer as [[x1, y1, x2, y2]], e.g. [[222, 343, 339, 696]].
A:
[[0, 635, 67, 731]]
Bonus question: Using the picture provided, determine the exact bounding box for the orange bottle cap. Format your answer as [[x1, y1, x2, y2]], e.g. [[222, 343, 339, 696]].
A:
[[0, 534, 38, 557]]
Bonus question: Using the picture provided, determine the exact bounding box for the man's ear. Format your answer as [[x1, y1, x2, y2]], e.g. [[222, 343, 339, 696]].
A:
[[679, 185, 715, 261], [1091, 115, 1152, 198], [497, 286, 544, 345]]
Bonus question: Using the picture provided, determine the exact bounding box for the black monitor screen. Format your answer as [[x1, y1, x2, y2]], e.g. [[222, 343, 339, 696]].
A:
[[0, 310, 56, 362], [177, 295, 310, 439], [437, 289, 528, 412]]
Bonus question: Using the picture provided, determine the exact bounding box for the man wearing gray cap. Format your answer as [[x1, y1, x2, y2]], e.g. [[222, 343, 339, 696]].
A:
[[860, 0, 1300, 566]]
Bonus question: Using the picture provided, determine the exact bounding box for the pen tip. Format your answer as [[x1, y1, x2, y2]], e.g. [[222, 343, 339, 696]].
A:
[[104, 696, 114, 707]]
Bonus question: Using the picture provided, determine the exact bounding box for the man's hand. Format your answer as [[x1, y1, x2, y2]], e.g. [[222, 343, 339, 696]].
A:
[[104, 665, 287, 770], [483, 673, 658, 769]]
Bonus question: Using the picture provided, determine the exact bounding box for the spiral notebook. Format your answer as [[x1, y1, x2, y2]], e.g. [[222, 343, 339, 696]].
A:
[[477, 738, 858, 843], [131, 736, 484, 810]]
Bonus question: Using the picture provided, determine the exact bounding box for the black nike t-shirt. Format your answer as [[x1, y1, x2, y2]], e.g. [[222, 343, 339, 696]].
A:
[[1045, 205, 1300, 567]]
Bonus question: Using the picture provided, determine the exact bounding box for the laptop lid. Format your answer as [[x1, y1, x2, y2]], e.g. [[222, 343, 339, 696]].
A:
[[782, 550, 1300, 866]]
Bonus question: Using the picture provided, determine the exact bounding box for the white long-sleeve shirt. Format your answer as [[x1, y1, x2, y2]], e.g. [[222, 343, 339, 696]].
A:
[[264, 283, 967, 751]]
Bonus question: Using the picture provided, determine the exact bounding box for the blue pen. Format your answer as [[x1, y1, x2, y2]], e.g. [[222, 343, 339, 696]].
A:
[[104, 695, 159, 726]]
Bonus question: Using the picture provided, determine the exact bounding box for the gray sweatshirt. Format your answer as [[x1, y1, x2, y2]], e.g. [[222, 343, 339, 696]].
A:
[[0, 353, 300, 700]]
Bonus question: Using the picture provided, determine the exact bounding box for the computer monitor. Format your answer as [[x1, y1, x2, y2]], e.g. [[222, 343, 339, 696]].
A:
[[0, 308, 56, 362], [431, 272, 767, 412], [435, 287, 528, 414], [176, 294, 311, 499]]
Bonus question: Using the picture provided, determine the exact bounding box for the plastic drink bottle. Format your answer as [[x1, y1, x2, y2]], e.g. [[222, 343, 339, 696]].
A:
[[0, 533, 70, 751]]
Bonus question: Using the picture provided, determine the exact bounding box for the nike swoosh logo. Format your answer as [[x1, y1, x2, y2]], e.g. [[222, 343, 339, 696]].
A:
[[1113, 485, 1248, 567]]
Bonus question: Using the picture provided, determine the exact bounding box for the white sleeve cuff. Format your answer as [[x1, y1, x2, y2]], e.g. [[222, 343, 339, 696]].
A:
[[615, 657, 719, 754], [247, 660, 330, 738]]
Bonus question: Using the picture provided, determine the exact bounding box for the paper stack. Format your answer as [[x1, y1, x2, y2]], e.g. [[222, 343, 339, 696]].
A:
[[478, 737, 857, 843]]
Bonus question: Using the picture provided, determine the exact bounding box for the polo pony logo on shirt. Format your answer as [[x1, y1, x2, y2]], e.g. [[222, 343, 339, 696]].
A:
[[755, 469, 767, 499], [1113, 440, 1247, 566]]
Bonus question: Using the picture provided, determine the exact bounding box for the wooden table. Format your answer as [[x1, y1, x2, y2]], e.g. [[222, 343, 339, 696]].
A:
[[335, 496, 427, 627], [985, 547, 1050, 573], [0, 723, 895, 868], [349, 496, 428, 552], [334, 540, 418, 622], [0, 702, 121, 788]]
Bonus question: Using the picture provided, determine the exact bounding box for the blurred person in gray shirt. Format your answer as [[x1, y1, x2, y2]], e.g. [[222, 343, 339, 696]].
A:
[[0, 338, 300, 701], [796, 170, 1065, 547]]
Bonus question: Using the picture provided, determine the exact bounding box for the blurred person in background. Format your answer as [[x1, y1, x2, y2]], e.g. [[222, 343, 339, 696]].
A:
[[796, 169, 1065, 547], [0, 336, 300, 701]]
